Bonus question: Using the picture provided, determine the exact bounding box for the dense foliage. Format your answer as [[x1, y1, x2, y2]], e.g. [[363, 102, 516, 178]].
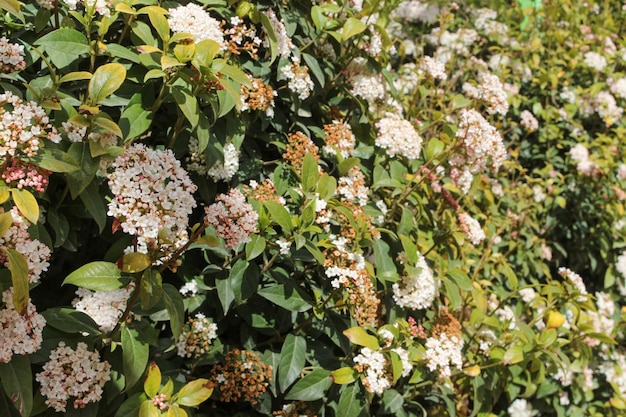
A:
[[1, 0, 626, 416]]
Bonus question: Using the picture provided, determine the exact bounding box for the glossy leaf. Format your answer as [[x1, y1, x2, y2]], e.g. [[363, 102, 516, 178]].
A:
[[34, 149, 80, 173], [122, 326, 149, 391], [175, 379, 212, 406], [144, 363, 161, 398], [62, 261, 127, 291], [279, 335, 307, 392], [34, 28, 89, 68], [42, 307, 101, 335], [0, 355, 32, 417], [330, 367, 356, 384], [163, 284, 184, 338], [264, 201, 293, 234], [343, 327, 379, 350], [140, 269, 163, 310], [3, 248, 29, 314], [11, 189, 38, 224], [246, 234, 266, 261], [257, 284, 311, 312], [88, 63, 127, 104], [337, 384, 366, 417], [342, 17, 367, 40], [284, 369, 331, 401]]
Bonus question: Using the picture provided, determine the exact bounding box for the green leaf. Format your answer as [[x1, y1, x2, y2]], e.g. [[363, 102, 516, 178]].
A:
[[34, 149, 80, 173], [140, 6, 170, 42], [34, 28, 89, 68], [119, 252, 151, 274], [443, 277, 463, 310], [0, 0, 19, 15], [11, 189, 38, 224], [172, 87, 199, 127], [62, 261, 128, 291], [246, 235, 266, 260], [0, 355, 32, 417], [503, 345, 525, 365], [163, 284, 184, 338], [279, 335, 307, 392], [66, 142, 98, 199], [302, 53, 325, 88], [144, 363, 161, 398], [212, 59, 251, 87], [79, 180, 107, 233], [337, 385, 365, 417], [175, 379, 212, 407], [285, 369, 332, 401], [372, 238, 398, 281], [0, 384, 21, 417], [447, 268, 473, 291], [259, 12, 278, 63], [167, 404, 188, 417], [3, 248, 29, 314], [139, 400, 159, 417], [301, 153, 318, 192], [338, 157, 360, 177], [42, 307, 101, 335], [342, 17, 367, 41], [140, 269, 163, 310], [257, 284, 311, 312], [47, 207, 69, 248], [381, 389, 404, 414], [425, 138, 445, 160], [343, 327, 379, 350], [122, 326, 149, 391], [114, 393, 146, 417], [88, 63, 126, 105], [264, 200, 292, 234], [93, 115, 123, 138], [120, 102, 153, 141]]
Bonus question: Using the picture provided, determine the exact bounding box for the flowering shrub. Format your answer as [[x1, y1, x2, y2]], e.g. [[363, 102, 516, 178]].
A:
[[2, 1, 626, 417]]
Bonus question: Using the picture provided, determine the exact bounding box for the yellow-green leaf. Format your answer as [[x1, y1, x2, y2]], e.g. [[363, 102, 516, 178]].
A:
[[59, 71, 93, 83], [331, 367, 356, 384], [174, 379, 212, 407], [139, 400, 159, 417], [0, 186, 8, 204], [342, 17, 367, 41], [167, 404, 188, 417], [88, 63, 127, 104], [93, 115, 123, 138], [0, 0, 19, 15], [119, 252, 152, 274], [144, 362, 161, 398], [343, 327, 379, 350], [11, 189, 39, 224], [3, 248, 29, 314], [0, 211, 12, 238], [161, 55, 184, 70]]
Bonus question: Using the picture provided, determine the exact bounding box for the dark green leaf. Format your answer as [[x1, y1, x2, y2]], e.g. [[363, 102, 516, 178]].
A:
[[122, 326, 149, 391], [257, 284, 311, 312], [278, 335, 307, 392], [140, 269, 163, 310], [66, 142, 98, 199], [264, 201, 292, 234], [42, 307, 101, 335], [79, 180, 107, 233], [246, 235, 266, 261], [0, 355, 32, 417], [172, 87, 199, 127], [120, 103, 153, 141], [163, 284, 184, 338], [337, 384, 366, 417], [285, 369, 331, 401]]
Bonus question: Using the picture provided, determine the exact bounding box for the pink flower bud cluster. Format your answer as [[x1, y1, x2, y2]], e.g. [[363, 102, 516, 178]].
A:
[[107, 143, 197, 253], [1, 157, 51, 192], [204, 188, 259, 250], [0, 289, 46, 363], [36, 342, 111, 412]]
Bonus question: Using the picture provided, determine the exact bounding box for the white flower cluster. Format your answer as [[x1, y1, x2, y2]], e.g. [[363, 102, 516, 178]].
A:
[[337, 167, 370, 206], [346, 58, 386, 105], [204, 188, 259, 250], [420, 56, 447, 80], [598, 352, 626, 398], [375, 114, 422, 160], [520, 110, 539, 132], [393, 251, 438, 310], [280, 62, 314, 100], [458, 212, 486, 246], [424, 332, 464, 378], [107, 143, 197, 253], [558, 267, 588, 298], [0, 37, 25, 73], [1, 208, 50, 284], [427, 28, 480, 64], [62, 0, 111, 16], [465, 72, 509, 115], [584, 51, 608, 71], [594, 91, 623, 125], [72, 284, 135, 333], [353, 347, 391, 394], [0, 91, 61, 158], [451, 108, 506, 185], [36, 342, 111, 412], [610, 77, 626, 98], [569, 143, 596, 176], [263, 9, 294, 59], [508, 398, 535, 417], [168, 3, 225, 48], [473, 8, 509, 37], [325, 248, 367, 289], [176, 313, 218, 358], [616, 251, 626, 295], [207, 143, 240, 182], [0, 289, 46, 363], [392, 0, 440, 24]]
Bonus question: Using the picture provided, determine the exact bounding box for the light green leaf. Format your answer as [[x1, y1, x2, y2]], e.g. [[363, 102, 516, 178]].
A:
[[167, 404, 188, 417], [447, 268, 473, 291], [246, 235, 266, 260], [122, 326, 149, 391], [279, 335, 307, 392], [264, 201, 293, 234], [0, 212, 12, 238], [11, 189, 38, 224], [3, 248, 29, 314], [285, 369, 332, 401], [34, 149, 80, 173], [62, 261, 128, 291], [301, 153, 318, 192], [0, 355, 32, 417], [0, 0, 19, 15], [93, 115, 123, 138], [34, 28, 89, 68], [172, 87, 199, 126], [174, 379, 212, 406], [139, 400, 159, 417], [330, 367, 356, 384], [343, 327, 379, 350], [59, 71, 93, 83], [342, 17, 367, 41], [88, 63, 126, 105]]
